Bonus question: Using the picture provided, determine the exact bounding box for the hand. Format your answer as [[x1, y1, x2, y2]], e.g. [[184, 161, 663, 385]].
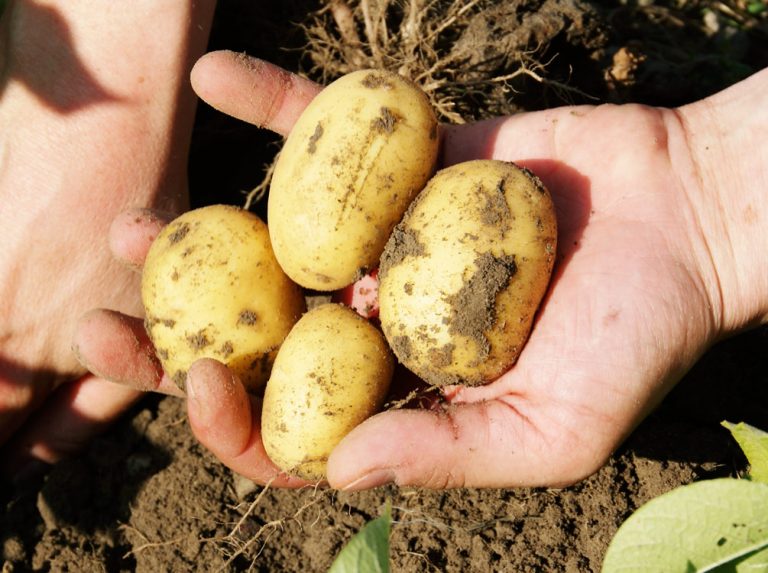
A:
[[0, 0, 214, 479], [75, 55, 323, 489], [75, 53, 768, 489]]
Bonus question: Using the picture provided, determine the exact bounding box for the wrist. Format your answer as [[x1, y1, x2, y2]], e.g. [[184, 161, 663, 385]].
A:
[[677, 67, 768, 337]]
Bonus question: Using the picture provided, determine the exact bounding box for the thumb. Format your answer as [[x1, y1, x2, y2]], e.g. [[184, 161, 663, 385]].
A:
[[326, 398, 593, 490]]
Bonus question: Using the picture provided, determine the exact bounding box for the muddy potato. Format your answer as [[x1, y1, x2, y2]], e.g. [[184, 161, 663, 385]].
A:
[[142, 205, 305, 392], [268, 69, 439, 291], [378, 160, 557, 386], [262, 303, 394, 480]]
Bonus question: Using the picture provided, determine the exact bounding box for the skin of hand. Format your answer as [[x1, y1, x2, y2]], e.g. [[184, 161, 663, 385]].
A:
[[74, 52, 768, 490], [0, 0, 215, 479]]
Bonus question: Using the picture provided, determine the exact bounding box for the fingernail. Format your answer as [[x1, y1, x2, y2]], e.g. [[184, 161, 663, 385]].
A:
[[186, 368, 224, 427], [185, 372, 196, 400], [341, 469, 396, 491]]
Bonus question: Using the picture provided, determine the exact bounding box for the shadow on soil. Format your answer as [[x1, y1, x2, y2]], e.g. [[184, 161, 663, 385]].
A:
[[0, 394, 172, 567], [625, 325, 768, 476]]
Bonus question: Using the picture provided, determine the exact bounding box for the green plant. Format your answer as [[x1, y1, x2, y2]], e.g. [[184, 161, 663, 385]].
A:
[[602, 421, 768, 573], [328, 501, 392, 573]]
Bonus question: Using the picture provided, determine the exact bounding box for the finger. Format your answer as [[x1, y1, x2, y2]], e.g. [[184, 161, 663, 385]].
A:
[[190, 51, 321, 136], [73, 309, 183, 397], [186, 358, 308, 488], [441, 106, 595, 167], [327, 398, 602, 490], [0, 374, 142, 481], [108, 208, 172, 269]]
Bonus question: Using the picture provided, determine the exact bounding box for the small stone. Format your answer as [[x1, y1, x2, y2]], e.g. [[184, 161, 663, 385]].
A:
[[233, 473, 259, 500], [2, 536, 26, 563]]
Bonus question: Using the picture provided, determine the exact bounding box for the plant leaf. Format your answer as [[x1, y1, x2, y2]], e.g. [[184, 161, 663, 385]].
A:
[[328, 502, 391, 573], [722, 421, 768, 483], [602, 479, 768, 573]]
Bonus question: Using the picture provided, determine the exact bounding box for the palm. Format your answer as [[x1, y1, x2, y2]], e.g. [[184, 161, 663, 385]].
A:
[[327, 105, 718, 488]]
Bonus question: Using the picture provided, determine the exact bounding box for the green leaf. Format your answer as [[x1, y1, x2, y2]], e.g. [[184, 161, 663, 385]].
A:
[[722, 421, 768, 483], [329, 502, 391, 573], [602, 479, 768, 573]]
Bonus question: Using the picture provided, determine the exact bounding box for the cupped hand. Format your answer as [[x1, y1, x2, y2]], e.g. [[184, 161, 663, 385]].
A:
[[75, 52, 729, 489]]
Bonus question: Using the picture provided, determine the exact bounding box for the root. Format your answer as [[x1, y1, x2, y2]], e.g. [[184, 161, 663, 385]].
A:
[[204, 479, 331, 571], [244, 152, 279, 211], [384, 384, 442, 411], [118, 524, 185, 559], [301, 0, 600, 122]]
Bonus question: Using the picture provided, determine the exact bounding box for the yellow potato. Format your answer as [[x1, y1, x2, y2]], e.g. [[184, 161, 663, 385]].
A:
[[262, 303, 394, 480], [268, 69, 439, 291], [378, 160, 557, 386], [142, 205, 305, 392]]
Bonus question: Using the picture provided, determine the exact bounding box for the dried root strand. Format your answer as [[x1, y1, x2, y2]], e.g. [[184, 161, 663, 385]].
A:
[[301, 0, 591, 122]]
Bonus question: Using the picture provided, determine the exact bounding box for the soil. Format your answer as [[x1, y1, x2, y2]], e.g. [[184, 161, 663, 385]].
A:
[[3, 1, 768, 572]]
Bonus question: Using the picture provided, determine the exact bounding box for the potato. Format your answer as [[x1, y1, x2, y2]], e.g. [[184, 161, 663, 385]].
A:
[[142, 205, 305, 392], [262, 303, 394, 480], [268, 69, 439, 291], [378, 160, 557, 386]]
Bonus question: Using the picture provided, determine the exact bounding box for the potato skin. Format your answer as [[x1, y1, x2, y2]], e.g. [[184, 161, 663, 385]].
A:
[[378, 160, 557, 386], [268, 69, 439, 291], [262, 304, 394, 480], [141, 205, 305, 392]]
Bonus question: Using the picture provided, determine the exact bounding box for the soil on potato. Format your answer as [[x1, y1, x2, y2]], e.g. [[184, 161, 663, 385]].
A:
[[3, 1, 768, 571]]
